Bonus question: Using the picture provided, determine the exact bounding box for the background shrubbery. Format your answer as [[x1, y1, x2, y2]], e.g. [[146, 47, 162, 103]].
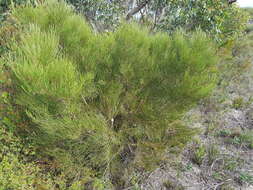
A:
[[0, 123, 54, 190], [0, 0, 249, 46], [66, 0, 248, 45], [158, 0, 248, 45], [244, 8, 253, 33], [0, 0, 219, 188]]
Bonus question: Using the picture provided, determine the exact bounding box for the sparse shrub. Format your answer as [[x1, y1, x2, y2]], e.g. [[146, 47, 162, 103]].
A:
[[232, 97, 244, 109], [163, 179, 185, 190], [1, 0, 218, 187], [192, 145, 206, 165], [238, 172, 253, 185], [212, 172, 225, 181], [225, 131, 253, 149], [237, 132, 253, 149], [228, 136, 241, 145], [185, 163, 193, 171], [207, 144, 220, 165], [224, 158, 239, 171], [217, 129, 231, 137], [220, 184, 235, 190]]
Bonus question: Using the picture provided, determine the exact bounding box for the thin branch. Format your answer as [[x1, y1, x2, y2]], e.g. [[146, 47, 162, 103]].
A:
[[152, 8, 159, 30], [126, 0, 150, 20], [228, 0, 237, 4]]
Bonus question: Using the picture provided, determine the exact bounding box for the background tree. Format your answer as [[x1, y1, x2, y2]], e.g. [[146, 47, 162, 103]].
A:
[[0, 0, 248, 44], [67, 0, 247, 45]]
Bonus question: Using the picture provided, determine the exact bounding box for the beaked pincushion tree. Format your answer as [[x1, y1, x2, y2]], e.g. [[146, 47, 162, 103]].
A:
[[1, 0, 218, 188]]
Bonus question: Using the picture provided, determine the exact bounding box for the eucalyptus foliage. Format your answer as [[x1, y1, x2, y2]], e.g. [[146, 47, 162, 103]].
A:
[[66, 0, 125, 31], [67, 0, 248, 45], [157, 0, 248, 45], [0, 0, 249, 44]]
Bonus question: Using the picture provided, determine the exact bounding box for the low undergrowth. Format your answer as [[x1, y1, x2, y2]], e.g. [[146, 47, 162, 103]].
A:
[[0, 0, 218, 189]]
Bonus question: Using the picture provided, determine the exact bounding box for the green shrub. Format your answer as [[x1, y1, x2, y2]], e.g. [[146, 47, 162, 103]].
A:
[[1, 0, 218, 187], [232, 97, 244, 109], [0, 154, 56, 190], [238, 172, 253, 185], [0, 121, 91, 190], [192, 145, 206, 165], [229, 131, 253, 149], [207, 144, 220, 165], [0, 121, 53, 190]]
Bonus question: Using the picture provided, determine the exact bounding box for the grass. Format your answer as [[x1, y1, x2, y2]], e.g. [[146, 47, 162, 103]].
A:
[[216, 127, 253, 149], [163, 180, 185, 190], [225, 131, 253, 149], [224, 158, 240, 171], [232, 97, 244, 109], [207, 144, 220, 165], [238, 173, 253, 185], [192, 145, 206, 165], [217, 129, 232, 137], [219, 184, 235, 190]]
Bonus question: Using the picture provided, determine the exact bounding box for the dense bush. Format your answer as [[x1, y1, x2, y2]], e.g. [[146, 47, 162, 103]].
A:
[[0, 0, 31, 55], [0, 119, 54, 190], [0, 119, 90, 190], [1, 0, 218, 188]]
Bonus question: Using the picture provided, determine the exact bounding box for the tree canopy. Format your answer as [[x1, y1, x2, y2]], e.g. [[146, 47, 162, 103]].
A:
[[66, 0, 247, 44]]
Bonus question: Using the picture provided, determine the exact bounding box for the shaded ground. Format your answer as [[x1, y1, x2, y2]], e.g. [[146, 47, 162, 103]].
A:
[[140, 33, 253, 190]]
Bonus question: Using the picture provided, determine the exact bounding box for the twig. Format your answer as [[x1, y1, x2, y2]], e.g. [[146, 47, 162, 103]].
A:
[[214, 179, 232, 190], [126, 0, 150, 20]]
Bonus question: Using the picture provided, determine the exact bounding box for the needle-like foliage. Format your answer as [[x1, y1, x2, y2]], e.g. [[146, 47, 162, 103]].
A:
[[1, 0, 218, 188]]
